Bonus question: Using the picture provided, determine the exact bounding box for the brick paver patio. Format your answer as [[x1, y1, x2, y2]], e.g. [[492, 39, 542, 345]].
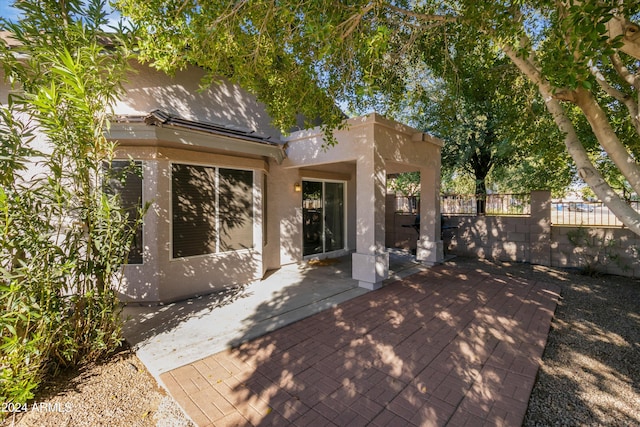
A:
[[160, 263, 560, 426]]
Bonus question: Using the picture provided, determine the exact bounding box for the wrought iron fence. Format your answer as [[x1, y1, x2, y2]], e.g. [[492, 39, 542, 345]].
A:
[[441, 194, 476, 215], [441, 194, 531, 216], [551, 200, 640, 227], [394, 195, 419, 213], [412, 193, 637, 226]]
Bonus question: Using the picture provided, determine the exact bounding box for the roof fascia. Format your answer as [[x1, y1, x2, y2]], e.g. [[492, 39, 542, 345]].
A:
[[106, 122, 286, 164]]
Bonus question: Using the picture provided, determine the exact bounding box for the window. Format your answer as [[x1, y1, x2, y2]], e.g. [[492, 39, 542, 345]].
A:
[[172, 163, 253, 258], [218, 168, 254, 251], [302, 180, 345, 256], [104, 160, 143, 264]]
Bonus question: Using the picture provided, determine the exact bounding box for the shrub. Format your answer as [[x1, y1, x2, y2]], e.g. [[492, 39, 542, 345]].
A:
[[0, 0, 139, 406], [566, 227, 622, 276]]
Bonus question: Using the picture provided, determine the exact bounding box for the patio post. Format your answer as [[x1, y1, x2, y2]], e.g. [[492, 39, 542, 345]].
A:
[[352, 146, 389, 290], [416, 160, 444, 265]]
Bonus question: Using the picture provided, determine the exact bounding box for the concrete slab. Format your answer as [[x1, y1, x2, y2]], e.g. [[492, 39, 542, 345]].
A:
[[122, 250, 426, 379]]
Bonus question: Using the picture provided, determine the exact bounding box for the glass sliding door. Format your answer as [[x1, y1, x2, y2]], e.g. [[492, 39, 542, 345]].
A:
[[324, 182, 344, 252], [303, 181, 323, 256], [302, 180, 345, 256]]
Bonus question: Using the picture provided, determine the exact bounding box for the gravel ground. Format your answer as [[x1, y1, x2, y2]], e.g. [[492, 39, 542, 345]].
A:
[[1, 348, 193, 427], [522, 265, 640, 426], [2, 258, 638, 426]]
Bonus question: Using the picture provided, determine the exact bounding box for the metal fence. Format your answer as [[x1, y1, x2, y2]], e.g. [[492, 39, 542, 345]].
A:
[[551, 200, 640, 227], [394, 195, 419, 213], [413, 193, 638, 227], [441, 194, 531, 216]]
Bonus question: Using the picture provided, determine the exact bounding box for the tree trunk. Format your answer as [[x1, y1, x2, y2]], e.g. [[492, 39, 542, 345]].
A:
[[471, 148, 491, 215], [543, 91, 640, 235], [503, 45, 640, 236], [573, 88, 640, 196], [475, 174, 488, 215]]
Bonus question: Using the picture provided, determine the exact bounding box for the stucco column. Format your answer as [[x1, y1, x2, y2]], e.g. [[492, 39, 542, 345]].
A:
[[530, 190, 551, 266], [416, 161, 444, 265], [352, 150, 389, 290]]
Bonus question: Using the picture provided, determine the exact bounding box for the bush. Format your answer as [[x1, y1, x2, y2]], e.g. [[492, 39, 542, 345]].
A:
[[0, 0, 138, 407], [566, 227, 623, 276]]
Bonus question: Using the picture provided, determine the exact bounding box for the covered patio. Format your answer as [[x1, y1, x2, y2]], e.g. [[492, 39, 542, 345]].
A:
[[279, 113, 444, 290], [122, 249, 429, 377]]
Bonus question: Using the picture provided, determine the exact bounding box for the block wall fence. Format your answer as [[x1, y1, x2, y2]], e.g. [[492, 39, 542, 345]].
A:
[[386, 191, 640, 278]]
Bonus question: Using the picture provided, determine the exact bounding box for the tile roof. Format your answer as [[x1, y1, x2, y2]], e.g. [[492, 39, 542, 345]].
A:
[[144, 109, 278, 146]]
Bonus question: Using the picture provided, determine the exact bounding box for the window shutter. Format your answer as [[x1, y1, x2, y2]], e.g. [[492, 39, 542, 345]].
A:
[[106, 161, 143, 264], [172, 163, 218, 258]]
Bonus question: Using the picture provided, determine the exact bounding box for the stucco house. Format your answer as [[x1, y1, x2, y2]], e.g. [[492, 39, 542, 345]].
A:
[[3, 59, 444, 304], [109, 63, 446, 303]]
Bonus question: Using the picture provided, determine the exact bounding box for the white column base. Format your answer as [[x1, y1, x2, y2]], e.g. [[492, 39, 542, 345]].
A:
[[358, 280, 383, 290], [416, 240, 444, 266], [352, 252, 389, 290]]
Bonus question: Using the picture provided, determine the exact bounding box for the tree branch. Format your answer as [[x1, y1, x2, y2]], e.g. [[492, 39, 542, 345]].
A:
[[386, 5, 458, 24], [592, 60, 640, 137], [611, 53, 640, 87], [574, 87, 640, 196], [590, 63, 630, 103], [540, 85, 640, 235], [610, 54, 640, 129], [502, 44, 575, 102], [590, 62, 640, 130], [212, 0, 249, 26], [337, 3, 377, 41]]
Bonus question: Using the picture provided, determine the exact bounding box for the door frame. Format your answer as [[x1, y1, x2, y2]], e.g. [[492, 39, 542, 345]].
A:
[[301, 178, 348, 259]]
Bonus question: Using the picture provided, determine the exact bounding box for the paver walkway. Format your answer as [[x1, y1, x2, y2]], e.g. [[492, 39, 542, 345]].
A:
[[160, 263, 560, 426]]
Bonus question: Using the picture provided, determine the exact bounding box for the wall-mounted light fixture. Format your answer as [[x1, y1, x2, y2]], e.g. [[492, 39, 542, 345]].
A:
[[294, 182, 302, 192]]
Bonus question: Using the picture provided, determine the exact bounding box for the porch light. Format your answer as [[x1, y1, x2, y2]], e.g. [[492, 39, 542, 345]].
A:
[[294, 182, 302, 192]]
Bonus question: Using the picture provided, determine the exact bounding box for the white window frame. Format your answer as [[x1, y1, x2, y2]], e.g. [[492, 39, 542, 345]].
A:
[[170, 161, 255, 260]]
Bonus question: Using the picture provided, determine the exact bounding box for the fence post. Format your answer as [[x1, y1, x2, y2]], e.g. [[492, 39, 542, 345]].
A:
[[530, 190, 551, 266], [476, 194, 486, 215]]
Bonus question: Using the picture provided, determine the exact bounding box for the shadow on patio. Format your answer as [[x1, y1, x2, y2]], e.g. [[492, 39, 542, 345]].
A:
[[122, 250, 426, 378], [158, 259, 561, 426]]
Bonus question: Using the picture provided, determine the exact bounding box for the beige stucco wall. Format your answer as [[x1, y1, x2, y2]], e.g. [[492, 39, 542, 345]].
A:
[[6, 61, 444, 301], [443, 215, 534, 262], [115, 62, 283, 141], [551, 226, 640, 277], [114, 146, 266, 303], [0, 70, 51, 179], [110, 63, 286, 303], [265, 159, 357, 270], [281, 114, 443, 288], [263, 165, 302, 269], [441, 191, 551, 264], [444, 217, 640, 277], [4, 65, 273, 303]]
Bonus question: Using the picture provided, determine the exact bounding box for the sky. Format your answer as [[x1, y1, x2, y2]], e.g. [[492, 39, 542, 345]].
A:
[[0, 2, 122, 25], [0, 2, 21, 22]]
